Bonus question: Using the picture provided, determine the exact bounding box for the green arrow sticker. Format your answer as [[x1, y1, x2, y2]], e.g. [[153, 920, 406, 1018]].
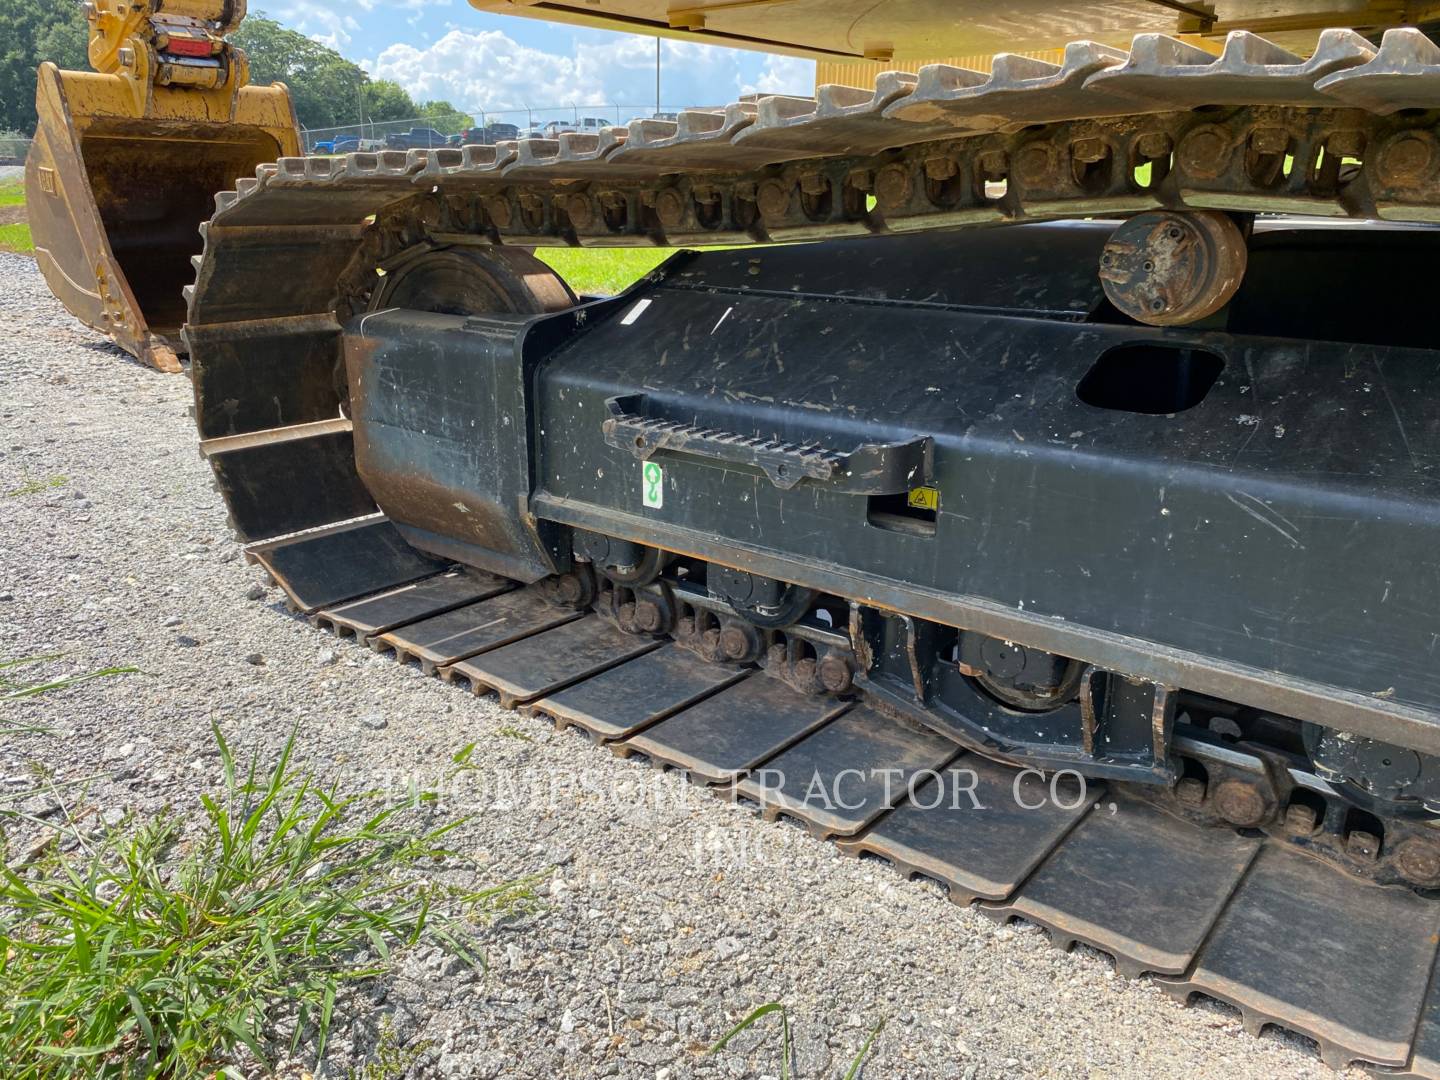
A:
[[642, 460, 664, 509]]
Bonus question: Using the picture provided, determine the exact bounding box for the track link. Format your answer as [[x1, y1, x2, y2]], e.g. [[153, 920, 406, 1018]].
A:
[[180, 25, 1440, 1077], [245, 526, 1440, 1075]]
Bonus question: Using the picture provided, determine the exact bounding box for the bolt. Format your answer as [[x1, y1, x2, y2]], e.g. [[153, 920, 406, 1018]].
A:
[[1346, 829, 1381, 861], [1177, 128, 1231, 179], [1380, 133, 1434, 185], [923, 155, 958, 182], [1014, 144, 1053, 187], [1326, 130, 1365, 159], [1283, 802, 1318, 835], [1250, 127, 1289, 156], [1149, 297, 1166, 313], [1071, 137, 1108, 164], [718, 625, 752, 662], [654, 188, 686, 229], [565, 194, 593, 229], [1136, 131, 1173, 160], [756, 179, 791, 219], [873, 163, 912, 210], [1213, 778, 1268, 828], [484, 197, 512, 229], [118, 47, 135, 67], [632, 599, 664, 634], [817, 654, 854, 695], [798, 172, 828, 196], [1395, 837, 1440, 885], [1174, 777, 1206, 808]]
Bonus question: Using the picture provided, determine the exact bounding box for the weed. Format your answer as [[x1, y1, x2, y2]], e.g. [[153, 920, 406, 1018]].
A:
[[0, 723, 529, 1077], [0, 654, 137, 705], [4, 475, 66, 498], [346, 1016, 433, 1080], [711, 1003, 884, 1079], [494, 725, 533, 742]]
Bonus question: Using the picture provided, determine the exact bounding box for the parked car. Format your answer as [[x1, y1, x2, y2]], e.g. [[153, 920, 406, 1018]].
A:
[[456, 122, 521, 145], [311, 133, 359, 155], [383, 127, 449, 150]]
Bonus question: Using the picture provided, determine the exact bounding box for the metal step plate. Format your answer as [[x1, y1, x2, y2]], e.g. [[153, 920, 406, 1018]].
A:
[[837, 757, 1102, 902], [374, 588, 582, 674], [729, 705, 958, 838], [532, 644, 748, 742], [444, 615, 663, 708], [315, 569, 512, 639], [619, 675, 851, 784], [1160, 844, 1440, 1070], [984, 795, 1261, 977], [247, 517, 450, 613]]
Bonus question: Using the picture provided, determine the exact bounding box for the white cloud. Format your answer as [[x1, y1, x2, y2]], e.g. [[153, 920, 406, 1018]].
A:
[[363, 27, 815, 118]]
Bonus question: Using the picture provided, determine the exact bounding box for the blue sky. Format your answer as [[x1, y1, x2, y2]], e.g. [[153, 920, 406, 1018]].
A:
[[259, 1, 815, 125]]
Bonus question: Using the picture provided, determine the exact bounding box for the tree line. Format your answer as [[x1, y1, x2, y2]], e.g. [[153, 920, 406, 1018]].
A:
[[0, 2, 469, 135]]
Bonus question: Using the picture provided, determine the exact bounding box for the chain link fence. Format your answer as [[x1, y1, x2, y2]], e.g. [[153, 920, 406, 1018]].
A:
[[300, 103, 708, 152], [0, 133, 31, 167]]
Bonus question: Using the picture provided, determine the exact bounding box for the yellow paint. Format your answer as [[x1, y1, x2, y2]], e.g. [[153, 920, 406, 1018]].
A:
[[907, 486, 940, 512]]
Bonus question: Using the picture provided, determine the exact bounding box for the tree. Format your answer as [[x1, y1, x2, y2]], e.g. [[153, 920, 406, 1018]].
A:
[[364, 79, 416, 123], [232, 14, 370, 130], [418, 100, 474, 135], [0, 0, 88, 134]]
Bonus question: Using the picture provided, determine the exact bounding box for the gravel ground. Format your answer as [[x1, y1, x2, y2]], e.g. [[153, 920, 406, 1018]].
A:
[[0, 250, 1354, 1079]]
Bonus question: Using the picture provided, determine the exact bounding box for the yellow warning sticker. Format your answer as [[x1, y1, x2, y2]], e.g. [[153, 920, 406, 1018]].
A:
[[907, 486, 939, 511]]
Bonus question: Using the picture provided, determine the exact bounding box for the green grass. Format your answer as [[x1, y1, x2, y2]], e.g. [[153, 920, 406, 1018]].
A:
[[0, 221, 33, 254], [711, 1003, 884, 1079], [0, 178, 24, 207], [5, 475, 66, 497], [0, 654, 138, 704], [535, 246, 674, 296], [0, 723, 537, 1077]]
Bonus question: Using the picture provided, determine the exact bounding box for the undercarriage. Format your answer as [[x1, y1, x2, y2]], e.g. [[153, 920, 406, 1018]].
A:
[[155, 25, 1440, 1076]]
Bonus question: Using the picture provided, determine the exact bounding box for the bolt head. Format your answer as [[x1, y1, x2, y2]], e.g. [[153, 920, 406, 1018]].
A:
[[1380, 134, 1434, 186], [1250, 127, 1289, 156], [1174, 777, 1206, 808], [632, 599, 663, 633], [1283, 802, 1318, 835], [1136, 131, 1172, 160], [1346, 829, 1381, 861], [565, 194, 593, 229], [873, 164, 912, 210], [1014, 144, 1053, 187], [1177, 128, 1231, 179], [1071, 137, 1107, 164], [654, 189, 685, 229], [718, 625, 752, 661], [756, 179, 791, 219], [1395, 837, 1440, 885], [485, 197, 512, 229], [1213, 778, 1269, 828], [817, 654, 854, 694]]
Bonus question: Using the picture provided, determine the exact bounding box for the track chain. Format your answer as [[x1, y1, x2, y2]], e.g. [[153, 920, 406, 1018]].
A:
[[179, 25, 1440, 1077]]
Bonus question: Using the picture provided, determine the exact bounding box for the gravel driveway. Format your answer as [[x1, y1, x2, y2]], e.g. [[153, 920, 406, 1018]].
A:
[[0, 250, 1348, 1079]]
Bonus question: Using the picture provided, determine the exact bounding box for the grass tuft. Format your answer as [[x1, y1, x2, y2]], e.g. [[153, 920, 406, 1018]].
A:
[[4, 475, 66, 498], [0, 722, 531, 1077], [0, 221, 33, 255], [711, 1002, 884, 1079]]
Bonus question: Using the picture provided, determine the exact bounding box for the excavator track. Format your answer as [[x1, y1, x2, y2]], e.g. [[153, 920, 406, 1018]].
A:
[[182, 27, 1440, 1076]]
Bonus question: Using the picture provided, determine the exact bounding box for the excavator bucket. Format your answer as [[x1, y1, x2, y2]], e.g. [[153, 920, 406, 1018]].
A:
[[25, 2, 298, 372]]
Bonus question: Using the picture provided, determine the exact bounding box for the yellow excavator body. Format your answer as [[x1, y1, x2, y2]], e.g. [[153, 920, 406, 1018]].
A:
[[25, 0, 298, 371]]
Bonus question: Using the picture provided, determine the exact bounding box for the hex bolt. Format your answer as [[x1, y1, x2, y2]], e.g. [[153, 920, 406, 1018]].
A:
[[756, 179, 792, 219], [632, 599, 664, 634], [1071, 137, 1107, 164], [923, 156, 958, 182], [1213, 778, 1269, 828], [1283, 802, 1318, 835], [1250, 127, 1289, 155], [873, 163, 912, 210], [1174, 777, 1206, 808], [1135, 131, 1173, 160], [1395, 837, 1440, 885], [1346, 830, 1381, 861], [1326, 130, 1365, 160], [817, 654, 854, 694], [718, 625, 753, 662], [565, 194, 594, 229], [654, 189, 686, 229]]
